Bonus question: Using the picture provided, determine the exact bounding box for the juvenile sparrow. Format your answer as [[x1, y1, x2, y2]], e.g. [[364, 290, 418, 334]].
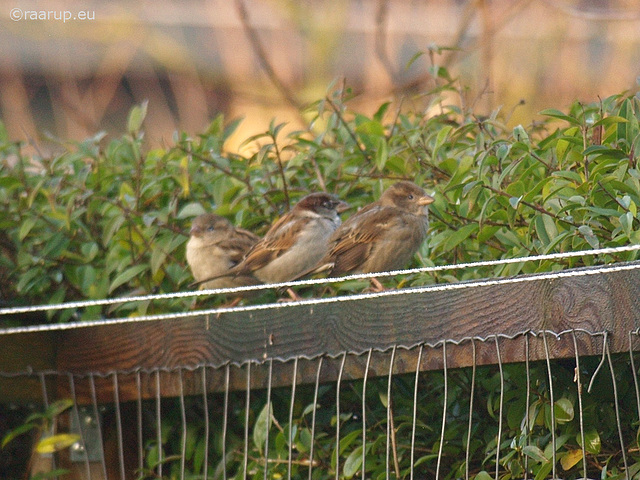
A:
[[313, 181, 434, 288], [186, 213, 261, 290], [197, 192, 348, 287]]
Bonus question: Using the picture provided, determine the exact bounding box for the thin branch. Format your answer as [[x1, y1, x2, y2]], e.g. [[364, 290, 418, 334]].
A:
[[235, 0, 301, 111], [324, 95, 370, 163]]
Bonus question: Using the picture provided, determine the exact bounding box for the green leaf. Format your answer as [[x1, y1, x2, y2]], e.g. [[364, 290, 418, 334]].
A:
[[374, 136, 389, 170], [560, 449, 583, 471], [539, 108, 582, 126], [578, 225, 599, 249], [127, 100, 149, 135], [252, 402, 273, 454], [473, 472, 493, 480], [177, 202, 207, 219], [36, 433, 81, 453], [343, 445, 363, 478], [523, 445, 548, 463], [2, 423, 37, 448], [443, 224, 478, 251], [554, 397, 574, 424], [579, 428, 601, 454], [109, 264, 148, 294], [31, 469, 71, 480], [18, 216, 38, 241], [45, 399, 74, 418]]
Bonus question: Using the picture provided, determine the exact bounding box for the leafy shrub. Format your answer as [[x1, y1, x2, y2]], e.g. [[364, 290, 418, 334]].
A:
[[2, 88, 640, 322]]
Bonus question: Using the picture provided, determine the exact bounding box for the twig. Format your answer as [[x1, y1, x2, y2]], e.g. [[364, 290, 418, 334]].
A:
[[235, 0, 301, 111], [271, 131, 290, 210], [324, 94, 370, 163], [389, 398, 401, 479]]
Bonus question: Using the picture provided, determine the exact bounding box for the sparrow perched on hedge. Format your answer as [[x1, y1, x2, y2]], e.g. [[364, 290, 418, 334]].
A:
[[186, 213, 261, 290], [195, 193, 349, 288], [310, 181, 434, 289]]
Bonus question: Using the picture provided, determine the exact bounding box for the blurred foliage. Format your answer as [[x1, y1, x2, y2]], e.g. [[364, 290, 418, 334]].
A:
[[2, 78, 640, 478]]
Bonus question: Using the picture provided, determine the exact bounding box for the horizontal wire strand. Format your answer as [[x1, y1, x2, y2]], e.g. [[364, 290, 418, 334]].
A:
[[0, 243, 638, 318], [1, 259, 638, 337]]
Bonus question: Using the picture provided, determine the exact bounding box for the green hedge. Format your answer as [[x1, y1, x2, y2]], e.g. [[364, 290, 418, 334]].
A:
[[2, 90, 640, 322]]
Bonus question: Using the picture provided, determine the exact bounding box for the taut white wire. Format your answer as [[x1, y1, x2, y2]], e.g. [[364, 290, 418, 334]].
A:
[[1, 244, 638, 317], [1, 260, 639, 336]]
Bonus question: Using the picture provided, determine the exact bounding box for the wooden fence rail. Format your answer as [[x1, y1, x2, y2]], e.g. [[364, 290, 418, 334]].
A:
[[2, 262, 640, 404]]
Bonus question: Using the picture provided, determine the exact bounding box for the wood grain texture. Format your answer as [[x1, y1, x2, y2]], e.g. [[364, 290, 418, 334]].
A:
[[3, 263, 640, 403]]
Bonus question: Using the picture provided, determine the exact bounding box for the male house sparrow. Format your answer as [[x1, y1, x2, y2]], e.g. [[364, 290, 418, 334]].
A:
[[312, 181, 434, 288], [197, 192, 348, 287], [186, 213, 261, 290]]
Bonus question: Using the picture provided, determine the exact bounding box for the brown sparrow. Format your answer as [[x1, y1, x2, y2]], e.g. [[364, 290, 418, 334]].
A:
[[197, 193, 348, 289], [186, 213, 261, 290], [313, 181, 434, 288]]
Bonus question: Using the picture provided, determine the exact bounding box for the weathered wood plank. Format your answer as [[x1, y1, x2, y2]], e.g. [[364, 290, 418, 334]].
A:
[[0, 332, 56, 403], [2, 263, 640, 403]]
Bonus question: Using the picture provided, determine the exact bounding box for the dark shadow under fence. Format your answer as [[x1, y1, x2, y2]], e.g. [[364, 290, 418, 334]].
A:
[[2, 262, 640, 479]]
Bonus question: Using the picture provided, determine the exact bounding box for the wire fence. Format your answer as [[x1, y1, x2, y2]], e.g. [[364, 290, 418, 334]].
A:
[[2, 246, 640, 479], [2, 328, 640, 479]]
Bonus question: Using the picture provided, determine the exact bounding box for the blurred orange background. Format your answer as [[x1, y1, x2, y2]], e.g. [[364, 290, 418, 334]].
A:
[[1, 0, 639, 152]]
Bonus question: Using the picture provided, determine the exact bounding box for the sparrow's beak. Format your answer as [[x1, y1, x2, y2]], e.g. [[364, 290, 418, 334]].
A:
[[418, 194, 435, 206], [190, 225, 202, 236], [336, 201, 350, 213]]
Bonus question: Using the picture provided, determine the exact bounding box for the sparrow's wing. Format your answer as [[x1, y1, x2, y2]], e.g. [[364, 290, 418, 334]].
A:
[[237, 213, 310, 272], [219, 228, 260, 265], [327, 205, 400, 275]]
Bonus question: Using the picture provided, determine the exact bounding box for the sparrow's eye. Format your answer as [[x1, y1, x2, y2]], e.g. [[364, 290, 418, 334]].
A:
[[408, 194, 414, 200], [207, 226, 215, 232]]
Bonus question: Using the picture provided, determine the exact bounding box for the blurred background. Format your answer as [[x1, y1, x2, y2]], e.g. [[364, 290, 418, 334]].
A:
[[1, 0, 639, 152]]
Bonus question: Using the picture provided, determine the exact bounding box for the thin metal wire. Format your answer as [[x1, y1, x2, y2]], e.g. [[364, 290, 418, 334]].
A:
[[68, 373, 91, 480], [136, 370, 144, 475], [113, 372, 126, 480], [335, 352, 347, 480], [465, 339, 476, 480], [155, 369, 163, 479], [628, 331, 640, 429], [263, 358, 273, 480], [202, 367, 210, 480], [523, 334, 531, 480], [435, 341, 448, 480], [571, 331, 587, 479], [287, 357, 299, 480], [179, 368, 187, 480], [38, 372, 58, 477], [244, 362, 251, 480], [309, 357, 324, 480], [223, 363, 230, 480], [605, 336, 629, 477], [88, 373, 108, 480], [5, 261, 640, 336], [385, 345, 397, 480], [410, 344, 424, 480], [587, 340, 608, 393], [494, 336, 504, 480], [542, 331, 557, 479], [362, 348, 373, 480], [3, 244, 638, 318]]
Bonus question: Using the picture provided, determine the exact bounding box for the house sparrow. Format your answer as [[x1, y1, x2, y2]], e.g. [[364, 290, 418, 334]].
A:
[[196, 193, 348, 288], [312, 181, 434, 289], [186, 213, 261, 291]]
